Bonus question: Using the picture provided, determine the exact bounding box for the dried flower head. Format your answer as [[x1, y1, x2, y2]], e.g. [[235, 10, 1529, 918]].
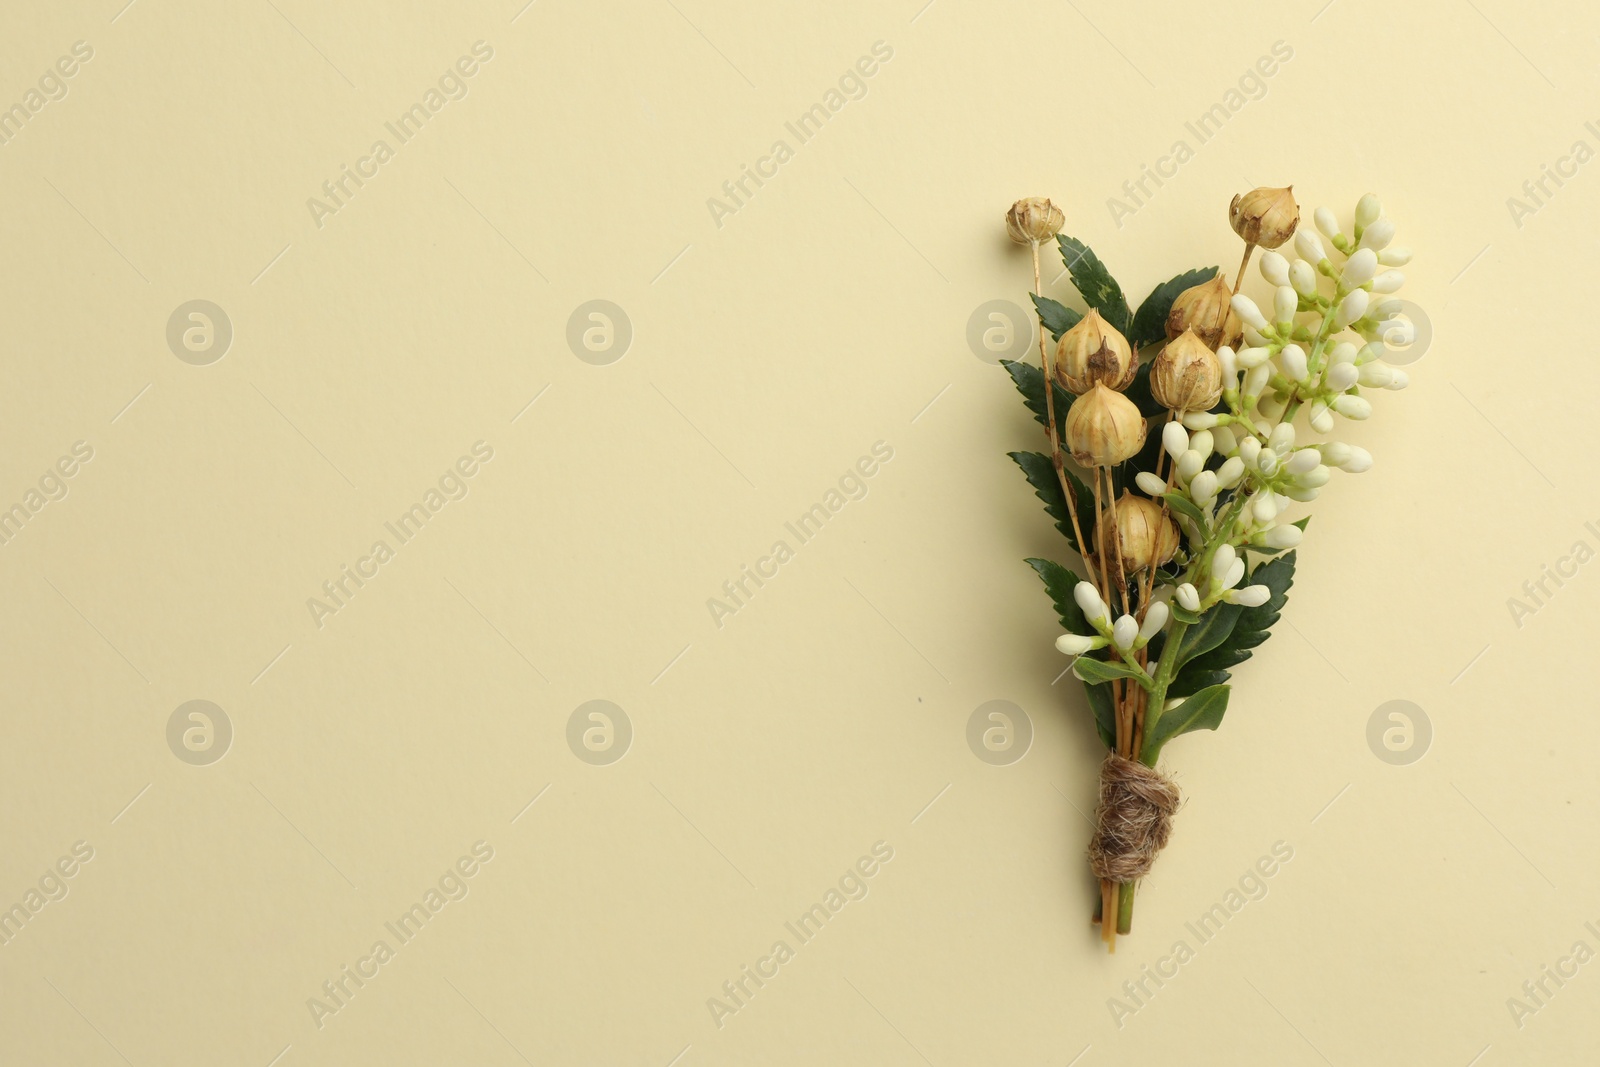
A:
[[1102, 491, 1180, 574], [1229, 186, 1299, 249], [1150, 329, 1224, 412], [1006, 197, 1065, 245], [1165, 275, 1242, 351], [1056, 309, 1135, 395], [1064, 383, 1146, 467]]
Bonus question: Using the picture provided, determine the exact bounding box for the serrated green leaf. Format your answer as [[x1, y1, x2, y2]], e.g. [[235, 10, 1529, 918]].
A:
[[1083, 681, 1116, 750], [1072, 655, 1147, 686], [1130, 267, 1218, 350], [1011, 452, 1094, 553], [1031, 293, 1082, 342], [1056, 235, 1132, 334], [1169, 552, 1297, 698], [1025, 557, 1093, 636], [1141, 684, 1230, 763], [1000, 359, 1075, 433]]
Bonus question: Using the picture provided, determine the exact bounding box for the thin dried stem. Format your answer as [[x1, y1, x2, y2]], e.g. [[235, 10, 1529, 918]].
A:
[[1033, 241, 1103, 597]]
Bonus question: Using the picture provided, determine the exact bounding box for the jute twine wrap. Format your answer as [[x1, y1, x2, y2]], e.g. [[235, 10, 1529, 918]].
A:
[[1087, 754, 1182, 882]]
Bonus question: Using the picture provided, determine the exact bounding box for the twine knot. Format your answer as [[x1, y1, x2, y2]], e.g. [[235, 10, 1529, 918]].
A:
[[1087, 754, 1181, 882]]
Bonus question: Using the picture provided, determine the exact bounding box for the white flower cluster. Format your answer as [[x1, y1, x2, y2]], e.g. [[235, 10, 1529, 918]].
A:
[[1073, 194, 1417, 649]]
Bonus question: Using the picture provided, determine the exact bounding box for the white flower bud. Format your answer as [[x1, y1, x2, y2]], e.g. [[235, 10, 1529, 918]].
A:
[[1274, 285, 1298, 325], [1296, 464, 1331, 488], [1182, 410, 1219, 430], [1289, 259, 1318, 296], [1175, 583, 1200, 612], [1189, 430, 1214, 460], [1377, 246, 1412, 266], [1238, 436, 1261, 466], [1277, 343, 1308, 383], [1260, 250, 1290, 287], [1112, 614, 1138, 650], [1284, 485, 1320, 502], [1263, 524, 1302, 549], [1232, 293, 1268, 330], [1162, 421, 1189, 459], [1252, 493, 1277, 523], [1342, 247, 1378, 286], [1057, 632, 1107, 655], [1229, 584, 1272, 607], [1190, 469, 1218, 505], [1338, 445, 1372, 473], [1242, 363, 1270, 398], [1212, 543, 1236, 577], [1358, 217, 1395, 251], [1355, 194, 1381, 229], [1269, 422, 1296, 452], [1314, 206, 1342, 241], [1330, 342, 1358, 365], [1218, 345, 1238, 382], [1212, 425, 1237, 455], [1236, 346, 1271, 369], [1216, 456, 1245, 488], [1378, 319, 1416, 347], [1294, 229, 1326, 264], [1386, 369, 1409, 391], [1371, 270, 1405, 294], [1319, 441, 1353, 466], [1333, 394, 1371, 419], [1221, 557, 1245, 591], [1243, 324, 1269, 347], [1325, 361, 1358, 392], [1286, 447, 1321, 475], [1176, 449, 1204, 482], [1256, 448, 1278, 475], [1135, 471, 1168, 496], [1138, 601, 1169, 642], [1074, 581, 1108, 625], [1309, 401, 1334, 434], [1358, 362, 1394, 388], [1335, 289, 1369, 328]]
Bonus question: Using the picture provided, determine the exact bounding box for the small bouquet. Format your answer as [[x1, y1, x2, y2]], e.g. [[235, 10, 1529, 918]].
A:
[[1000, 188, 1415, 949]]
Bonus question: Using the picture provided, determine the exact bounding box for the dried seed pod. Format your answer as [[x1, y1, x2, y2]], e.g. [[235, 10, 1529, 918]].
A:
[[1165, 274, 1242, 351], [1229, 186, 1299, 249], [1064, 383, 1146, 467], [1100, 491, 1180, 574], [1005, 197, 1065, 245], [1150, 329, 1224, 413], [1056, 309, 1135, 395]]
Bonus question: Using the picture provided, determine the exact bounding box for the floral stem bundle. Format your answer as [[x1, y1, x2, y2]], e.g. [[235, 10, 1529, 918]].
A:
[[1001, 188, 1415, 950]]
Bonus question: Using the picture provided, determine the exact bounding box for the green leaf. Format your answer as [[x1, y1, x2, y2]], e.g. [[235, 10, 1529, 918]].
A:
[[1000, 359, 1075, 433], [1130, 267, 1217, 350], [1168, 602, 1243, 668], [1031, 293, 1082, 342], [1159, 492, 1209, 532], [1011, 452, 1094, 553], [1170, 602, 1201, 625], [1141, 684, 1230, 763], [1072, 655, 1148, 686], [1025, 557, 1093, 636], [1056, 235, 1131, 334], [1083, 681, 1116, 750], [1169, 552, 1297, 698]]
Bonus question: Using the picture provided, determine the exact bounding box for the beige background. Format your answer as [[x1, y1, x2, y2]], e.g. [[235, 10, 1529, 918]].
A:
[[0, 0, 1595, 1064]]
